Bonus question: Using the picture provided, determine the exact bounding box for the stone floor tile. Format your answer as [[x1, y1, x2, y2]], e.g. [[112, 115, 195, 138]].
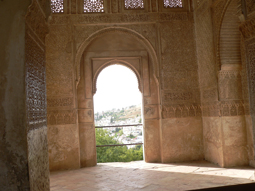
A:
[[50, 161, 255, 191]]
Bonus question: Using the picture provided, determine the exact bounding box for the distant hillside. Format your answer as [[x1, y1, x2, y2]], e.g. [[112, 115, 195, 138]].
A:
[[119, 105, 141, 120], [95, 104, 142, 124]]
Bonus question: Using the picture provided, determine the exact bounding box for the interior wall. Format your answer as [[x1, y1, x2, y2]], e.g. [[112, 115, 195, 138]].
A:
[[160, 16, 203, 163], [0, 0, 50, 190], [194, 0, 221, 166], [46, 0, 204, 171], [195, 0, 249, 167], [239, 0, 255, 167]]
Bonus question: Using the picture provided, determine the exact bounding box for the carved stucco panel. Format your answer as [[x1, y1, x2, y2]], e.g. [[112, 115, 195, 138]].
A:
[[47, 110, 76, 125], [74, 24, 157, 52], [160, 21, 197, 72], [218, 71, 242, 101], [46, 25, 73, 96], [247, 42, 255, 115], [162, 70, 199, 91], [47, 97, 74, 108], [195, 1, 217, 89]]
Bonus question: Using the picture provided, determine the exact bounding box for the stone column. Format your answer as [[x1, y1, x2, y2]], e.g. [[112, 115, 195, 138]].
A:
[[78, 55, 97, 167]]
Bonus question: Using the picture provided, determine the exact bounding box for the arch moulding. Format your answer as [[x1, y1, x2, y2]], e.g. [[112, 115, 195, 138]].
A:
[[74, 27, 159, 87], [92, 59, 142, 95]]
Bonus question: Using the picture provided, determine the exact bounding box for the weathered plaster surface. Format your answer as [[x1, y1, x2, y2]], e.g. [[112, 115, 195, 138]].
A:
[[27, 127, 50, 190], [0, 1, 31, 190], [144, 120, 161, 163], [203, 117, 223, 167], [222, 116, 248, 167], [48, 125, 80, 171], [161, 117, 204, 163], [0, 0, 50, 190]]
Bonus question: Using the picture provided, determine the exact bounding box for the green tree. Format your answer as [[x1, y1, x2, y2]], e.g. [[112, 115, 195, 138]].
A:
[[95, 128, 143, 163]]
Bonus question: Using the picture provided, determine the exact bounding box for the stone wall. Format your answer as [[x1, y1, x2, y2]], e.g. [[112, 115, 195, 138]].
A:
[[46, 0, 204, 170], [239, 2, 255, 166], [194, 0, 249, 167], [46, 0, 253, 170], [0, 0, 50, 190], [194, 0, 221, 166]]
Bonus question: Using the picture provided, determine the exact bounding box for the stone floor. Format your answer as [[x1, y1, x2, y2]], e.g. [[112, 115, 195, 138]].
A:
[[50, 160, 255, 191]]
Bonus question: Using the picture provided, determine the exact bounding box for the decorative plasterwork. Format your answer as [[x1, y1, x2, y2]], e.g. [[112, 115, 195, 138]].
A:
[[47, 110, 76, 125], [84, 0, 104, 13], [212, 0, 232, 70], [162, 100, 246, 119], [49, 12, 189, 25], [125, 0, 144, 9], [240, 18, 255, 40], [75, 27, 159, 88], [164, 0, 183, 8]]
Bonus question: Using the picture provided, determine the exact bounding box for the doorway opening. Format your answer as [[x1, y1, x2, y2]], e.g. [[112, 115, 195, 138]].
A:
[[93, 64, 144, 163]]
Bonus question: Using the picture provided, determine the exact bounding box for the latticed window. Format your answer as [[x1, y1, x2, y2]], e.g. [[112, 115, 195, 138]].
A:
[[164, 0, 183, 8], [125, 0, 144, 9], [51, 0, 64, 13], [84, 0, 104, 12]]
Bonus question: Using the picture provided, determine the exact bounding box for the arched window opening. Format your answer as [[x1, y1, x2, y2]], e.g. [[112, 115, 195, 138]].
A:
[[94, 64, 143, 163], [84, 0, 104, 12], [125, 0, 144, 9], [164, 0, 183, 8], [51, 0, 64, 13]]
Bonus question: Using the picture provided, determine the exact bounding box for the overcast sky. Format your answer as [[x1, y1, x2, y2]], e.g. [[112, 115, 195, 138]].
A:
[[93, 65, 142, 113]]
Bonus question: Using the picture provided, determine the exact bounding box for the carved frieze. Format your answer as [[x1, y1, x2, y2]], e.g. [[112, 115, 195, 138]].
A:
[[218, 70, 242, 101], [246, 41, 255, 115], [202, 88, 218, 101], [49, 12, 189, 25], [47, 110, 76, 125], [162, 104, 202, 119], [162, 100, 246, 119], [163, 90, 200, 104], [164, 92, 193, 101], [47, 97, 74, 107], [221, 101, 245, 116]]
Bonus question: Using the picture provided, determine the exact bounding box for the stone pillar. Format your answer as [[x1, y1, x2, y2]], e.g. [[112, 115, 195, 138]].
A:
[[218, 64, 248, 167], [0, 0, 50, 190], [78, 55, 97, 167]]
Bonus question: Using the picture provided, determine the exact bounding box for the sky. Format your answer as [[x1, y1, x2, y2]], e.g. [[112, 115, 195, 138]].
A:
[[93, 64, 142, 113]]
